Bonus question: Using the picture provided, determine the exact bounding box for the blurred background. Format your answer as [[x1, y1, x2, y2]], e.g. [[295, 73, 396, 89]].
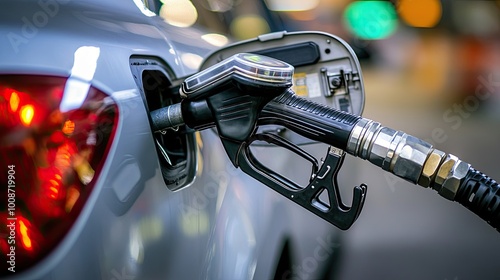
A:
[[149, 0, 500, 279]]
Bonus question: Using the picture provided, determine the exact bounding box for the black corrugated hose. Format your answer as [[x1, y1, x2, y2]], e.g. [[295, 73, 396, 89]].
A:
[[455, 168, 500, 231]]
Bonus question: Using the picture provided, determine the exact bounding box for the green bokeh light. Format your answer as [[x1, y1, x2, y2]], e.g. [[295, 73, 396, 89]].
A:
[[344, 1, 398, 40]]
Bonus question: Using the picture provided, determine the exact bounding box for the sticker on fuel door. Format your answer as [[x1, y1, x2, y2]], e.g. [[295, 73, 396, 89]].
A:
[[293, 73, 321, 98]]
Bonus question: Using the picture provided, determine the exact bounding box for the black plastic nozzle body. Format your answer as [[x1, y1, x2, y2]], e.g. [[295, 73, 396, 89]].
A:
[[260, 91, 361, 150]]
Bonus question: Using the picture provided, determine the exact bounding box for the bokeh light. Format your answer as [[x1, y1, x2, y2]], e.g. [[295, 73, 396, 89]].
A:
[[344, 1, 398, 40], [398, 0, 442, 28], [230, 14, 270, 40], [160, 0, 198, 27]]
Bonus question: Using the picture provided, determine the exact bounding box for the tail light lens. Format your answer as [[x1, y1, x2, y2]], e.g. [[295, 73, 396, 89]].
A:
[[0, 75, 117, 274]]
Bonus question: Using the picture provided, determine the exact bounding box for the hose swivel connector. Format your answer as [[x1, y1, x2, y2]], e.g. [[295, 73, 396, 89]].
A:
[[346, 118, 471, 200], [347, 118, 433, 185]]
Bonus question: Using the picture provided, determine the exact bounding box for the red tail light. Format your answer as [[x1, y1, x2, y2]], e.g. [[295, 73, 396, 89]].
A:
[[0, 75, 118, 274]]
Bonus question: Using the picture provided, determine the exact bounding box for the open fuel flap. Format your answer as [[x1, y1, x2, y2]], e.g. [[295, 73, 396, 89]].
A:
[[200, 31, 365, 145]]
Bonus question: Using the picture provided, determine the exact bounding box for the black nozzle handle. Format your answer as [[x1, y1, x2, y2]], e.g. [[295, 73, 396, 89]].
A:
[[259, 90, 362, 150]]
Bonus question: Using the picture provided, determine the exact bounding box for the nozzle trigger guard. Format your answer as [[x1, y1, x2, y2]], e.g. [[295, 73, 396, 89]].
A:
[[221, 134, 367, 230]]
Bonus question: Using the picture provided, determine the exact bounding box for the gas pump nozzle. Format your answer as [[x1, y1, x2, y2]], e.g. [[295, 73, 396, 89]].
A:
[[151, 53, 500, 232]]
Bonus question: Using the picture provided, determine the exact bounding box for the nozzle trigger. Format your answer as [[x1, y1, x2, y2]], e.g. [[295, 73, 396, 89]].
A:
[[223, 133, 367, 230]]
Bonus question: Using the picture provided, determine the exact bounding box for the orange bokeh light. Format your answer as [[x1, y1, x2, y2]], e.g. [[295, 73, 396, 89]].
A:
[[9, 91, 20, 112], [62, 120, 75, 135], [398, 0, 442, 28], [19, 220, 33, 250]]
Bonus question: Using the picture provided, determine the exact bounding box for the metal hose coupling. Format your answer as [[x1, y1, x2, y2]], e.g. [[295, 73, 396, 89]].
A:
[[346, 118, 471, 200]]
